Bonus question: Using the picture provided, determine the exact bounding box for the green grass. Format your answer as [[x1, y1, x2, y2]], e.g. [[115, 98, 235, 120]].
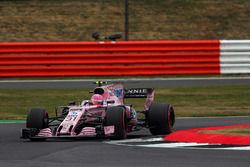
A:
[[199, 128, 250, 136], [1, 0, 250, 41], [1, 85, 250, 120]]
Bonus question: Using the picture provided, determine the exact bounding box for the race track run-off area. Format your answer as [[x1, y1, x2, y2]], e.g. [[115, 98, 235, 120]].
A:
[[165, 124, 250, 146], [107, 123, 250, 151], [1, 117, 250, 167]]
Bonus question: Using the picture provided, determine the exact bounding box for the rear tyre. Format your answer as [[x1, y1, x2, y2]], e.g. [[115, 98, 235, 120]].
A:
[[147, 103, 175, 135], [26, 108, 49, 129], [106, 106, 127, 140]]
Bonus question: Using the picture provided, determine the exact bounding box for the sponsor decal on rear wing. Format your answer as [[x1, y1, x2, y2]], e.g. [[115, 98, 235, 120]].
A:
[[124, 88, 154, 98]]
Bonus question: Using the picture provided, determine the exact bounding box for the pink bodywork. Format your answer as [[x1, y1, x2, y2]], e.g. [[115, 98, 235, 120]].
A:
[[37, 83, 154, 138], [37, 83, 124, 137]]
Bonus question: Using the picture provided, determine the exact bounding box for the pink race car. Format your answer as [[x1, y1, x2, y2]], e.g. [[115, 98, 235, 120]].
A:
[[21, 81, 175, 141]]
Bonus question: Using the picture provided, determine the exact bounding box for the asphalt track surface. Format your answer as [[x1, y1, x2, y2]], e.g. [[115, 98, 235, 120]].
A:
[[1, 77, 250, 89], [1, 117, 250, 167]]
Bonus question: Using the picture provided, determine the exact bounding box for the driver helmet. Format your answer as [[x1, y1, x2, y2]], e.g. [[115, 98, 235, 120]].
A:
[[91, 94, 104, 105]]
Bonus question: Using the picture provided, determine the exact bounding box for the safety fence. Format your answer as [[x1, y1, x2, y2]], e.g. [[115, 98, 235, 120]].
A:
[[0, 40, 247, 77], [220, 40, 250, 74]]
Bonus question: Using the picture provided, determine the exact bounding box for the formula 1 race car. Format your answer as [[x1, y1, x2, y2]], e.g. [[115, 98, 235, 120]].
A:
[[21, 81, 175, 141]]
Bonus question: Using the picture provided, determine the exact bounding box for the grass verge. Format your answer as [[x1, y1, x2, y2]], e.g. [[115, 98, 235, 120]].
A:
[[1, 85, 250, 120], [1, 0, 250, 41], [199, 128, 250, 136]]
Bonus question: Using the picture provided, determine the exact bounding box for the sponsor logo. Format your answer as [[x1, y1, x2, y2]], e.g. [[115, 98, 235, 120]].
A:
[[114, 89, 123, 97], [126, 88, 147, 94], [66, 111, 78, 121]]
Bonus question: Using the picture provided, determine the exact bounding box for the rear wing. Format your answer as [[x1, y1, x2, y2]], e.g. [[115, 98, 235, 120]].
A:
[[124, 88, 154, 98], [124, 88, 155, 110]]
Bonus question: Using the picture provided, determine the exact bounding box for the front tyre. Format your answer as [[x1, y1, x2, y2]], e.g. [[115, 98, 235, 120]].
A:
[[26, 108, 49, 129], [106, 106, 127, 140], [147, 103, 175, 135]]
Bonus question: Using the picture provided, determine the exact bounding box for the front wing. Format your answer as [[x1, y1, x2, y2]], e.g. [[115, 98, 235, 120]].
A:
[[21, 125, 115, 140]]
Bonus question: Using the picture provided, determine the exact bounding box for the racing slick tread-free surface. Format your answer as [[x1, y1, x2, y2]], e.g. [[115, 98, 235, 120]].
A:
[[106, 106, 127, 140], [148, 103, 175, 135], [26, 108, 49, 129]]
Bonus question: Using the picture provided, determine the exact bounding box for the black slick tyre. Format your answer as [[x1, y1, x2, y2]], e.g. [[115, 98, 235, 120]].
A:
[[26, 108, 49, 129], [106, 106, 127, 140], [147, 103, 175, 135]]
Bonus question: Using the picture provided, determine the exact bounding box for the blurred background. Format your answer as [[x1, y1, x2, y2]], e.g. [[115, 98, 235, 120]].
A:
[[1, 0, 250, 41]]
